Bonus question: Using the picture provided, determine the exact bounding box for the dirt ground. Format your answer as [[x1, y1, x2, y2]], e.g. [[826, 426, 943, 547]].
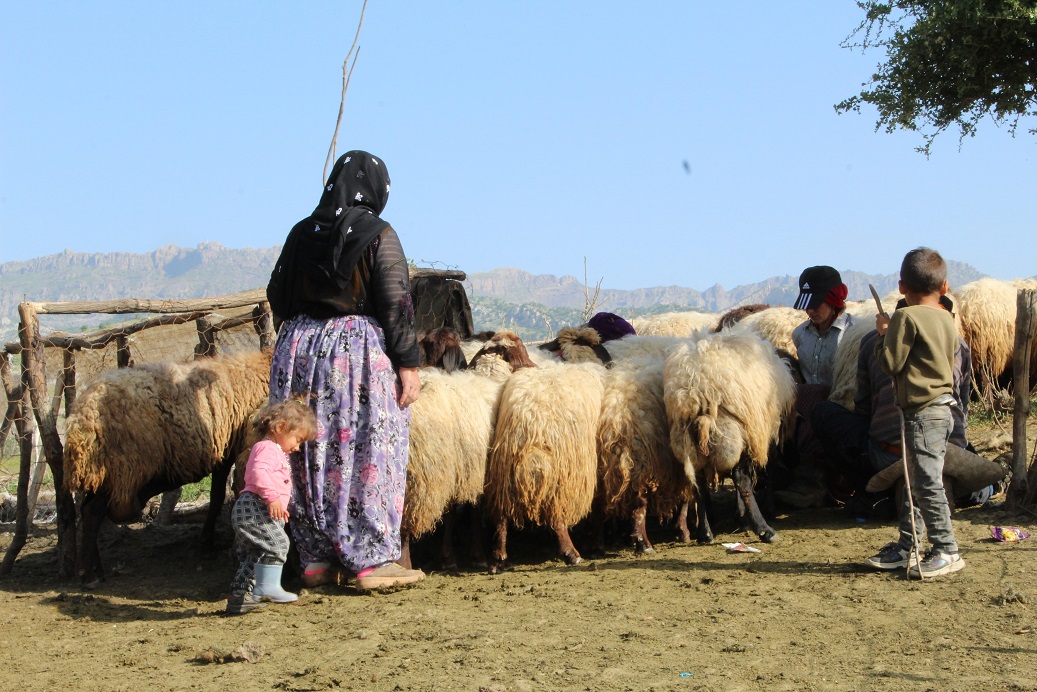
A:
[[2, 422, 1037, 692]]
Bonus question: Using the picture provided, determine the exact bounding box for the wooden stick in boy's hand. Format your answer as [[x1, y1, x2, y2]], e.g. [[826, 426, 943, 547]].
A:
[[869, 284, 891, 335], [869, 284, 889, 319]]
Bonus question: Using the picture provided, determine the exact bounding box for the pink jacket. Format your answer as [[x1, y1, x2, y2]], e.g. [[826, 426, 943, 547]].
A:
[[242, 439, 292, 509]]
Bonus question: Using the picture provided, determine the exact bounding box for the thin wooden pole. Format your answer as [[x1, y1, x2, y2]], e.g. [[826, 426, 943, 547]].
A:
[[254, 302, 276, 350], [1011, 288, 1037, 505], [0, 387, 34, 576], [16, 302, 76, 577], [116, 334, 134, 368], [194, 316, 217, 358]]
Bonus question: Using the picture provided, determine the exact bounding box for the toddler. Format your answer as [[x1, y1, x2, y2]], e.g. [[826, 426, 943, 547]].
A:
[[226, 398, 317, 614]]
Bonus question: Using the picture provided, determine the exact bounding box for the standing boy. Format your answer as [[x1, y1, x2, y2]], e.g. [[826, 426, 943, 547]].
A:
[[864, 247, 965, 577]]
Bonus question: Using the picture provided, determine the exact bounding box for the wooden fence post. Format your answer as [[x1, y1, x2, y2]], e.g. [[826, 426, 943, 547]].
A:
[[15, 302, 76, 578], [116, 335, 134, 368], [254, 302, 276, 350], [195, 316, 217, 358], [63, 349, 77, 413], [1013, 289, 1037, 505], [0, 386, 34, 576]]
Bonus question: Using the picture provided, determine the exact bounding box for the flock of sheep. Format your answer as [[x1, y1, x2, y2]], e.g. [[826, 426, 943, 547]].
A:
[[61, 277, 1037, 583]]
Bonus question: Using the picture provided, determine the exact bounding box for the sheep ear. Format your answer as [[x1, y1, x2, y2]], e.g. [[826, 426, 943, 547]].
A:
[[591, 344, 612, 367]]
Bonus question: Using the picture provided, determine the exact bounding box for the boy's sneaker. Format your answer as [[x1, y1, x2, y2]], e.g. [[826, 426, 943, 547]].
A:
[[908, 550, 966, 579], [864, 542, 912, 570], [225, 592, 266, 615]]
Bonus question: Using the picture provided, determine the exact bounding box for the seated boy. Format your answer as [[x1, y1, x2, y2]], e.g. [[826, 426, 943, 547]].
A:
[[864, 247, 964, 578]]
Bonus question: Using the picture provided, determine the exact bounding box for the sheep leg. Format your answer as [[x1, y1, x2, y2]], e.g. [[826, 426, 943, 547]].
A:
[[78, 492, 109, 588], [201, 459, 233, 548], [732, 459, 779, 543], [488, 518, 508, 574], [586, 495, 607, 558], [550, 519, 583, 566], [467, 502, 488, 568], [735, 490, 751, 532], [675, 501, 692, 543], [693, 471, 714, 545], [631, 490, 654, 554], [438, 505, 459, 571]]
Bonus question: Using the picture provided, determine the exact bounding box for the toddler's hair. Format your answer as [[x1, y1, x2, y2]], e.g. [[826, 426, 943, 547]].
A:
[[900, 247, 947, 295], [251, 398, 318, 440]]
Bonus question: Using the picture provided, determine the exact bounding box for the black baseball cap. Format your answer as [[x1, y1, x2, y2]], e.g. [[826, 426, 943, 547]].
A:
[[794, 265, 842, 310]]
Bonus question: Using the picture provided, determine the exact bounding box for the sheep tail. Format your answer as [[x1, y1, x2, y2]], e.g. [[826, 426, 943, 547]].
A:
[[695, 401, 718, 457]]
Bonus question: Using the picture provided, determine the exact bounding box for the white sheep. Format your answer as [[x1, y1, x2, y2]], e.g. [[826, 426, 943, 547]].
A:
[[630, 311, 718, 337], [664, 332, 796, 543], [64, 349, 272, 585], [484, 360, 606, 571], [597, 355, 693, 553]]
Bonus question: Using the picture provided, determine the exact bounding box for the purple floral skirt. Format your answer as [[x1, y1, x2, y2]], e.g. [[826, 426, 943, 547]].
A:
[[270, 314, 410, 573]]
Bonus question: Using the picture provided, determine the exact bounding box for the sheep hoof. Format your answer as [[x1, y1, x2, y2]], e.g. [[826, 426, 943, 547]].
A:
[[488, 562, 506, 575], [634, 542, 655, 555], [697, 535, 714, 546], [567, 556, 583, 566], [760, 530, 780, 543]]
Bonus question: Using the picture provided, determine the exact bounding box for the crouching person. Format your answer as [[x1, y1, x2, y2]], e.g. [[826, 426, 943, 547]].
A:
[[227, 399, 318, 615]]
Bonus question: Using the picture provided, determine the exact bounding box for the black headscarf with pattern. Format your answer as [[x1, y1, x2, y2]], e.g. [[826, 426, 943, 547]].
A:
[[267, 151, 391, 319]]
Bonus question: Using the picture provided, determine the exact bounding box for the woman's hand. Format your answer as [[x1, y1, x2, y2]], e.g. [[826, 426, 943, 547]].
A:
[[398, 367, 420, 408]]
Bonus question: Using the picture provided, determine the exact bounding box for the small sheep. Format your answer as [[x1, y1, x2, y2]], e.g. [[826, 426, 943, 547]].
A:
[[484, 360, 606, 571], [64, 349, 272, 585], [630, 311, 718, 337], [664, 333, 796, 543]]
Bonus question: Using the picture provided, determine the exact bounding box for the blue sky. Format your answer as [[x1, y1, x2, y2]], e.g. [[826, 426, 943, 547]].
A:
[[2, 2, 1034, 291]]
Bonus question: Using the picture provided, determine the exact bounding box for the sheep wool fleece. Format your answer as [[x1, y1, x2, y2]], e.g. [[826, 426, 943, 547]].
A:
[[270, 313, 410, 573]]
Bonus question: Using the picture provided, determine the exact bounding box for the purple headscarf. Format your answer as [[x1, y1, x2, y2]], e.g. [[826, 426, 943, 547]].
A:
[[586, 312, 636, 343]]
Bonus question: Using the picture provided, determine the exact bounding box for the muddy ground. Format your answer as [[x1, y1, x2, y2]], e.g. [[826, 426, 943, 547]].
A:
[[2, 423, 1037, 692]]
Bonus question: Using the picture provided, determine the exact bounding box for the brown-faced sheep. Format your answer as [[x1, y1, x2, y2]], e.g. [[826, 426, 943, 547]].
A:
[[64, 349, 272, 585], [484, 360, 606, 572], [630, 311, 718, 337], [723, 306, 803, 354], [664, 333, 796, 543], [418, 327, 469, 371], [467, 330, 537, 380], [597, 356, 693, 553], [713, 304, 771, 332], [539, 326, 613, 366]]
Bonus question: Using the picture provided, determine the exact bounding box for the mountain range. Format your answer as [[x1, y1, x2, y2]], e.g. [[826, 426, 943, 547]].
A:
[[0, 243, 989, 343]]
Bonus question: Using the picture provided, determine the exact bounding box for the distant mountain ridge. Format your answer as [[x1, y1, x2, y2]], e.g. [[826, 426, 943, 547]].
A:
[[0, 244, 989, 342]]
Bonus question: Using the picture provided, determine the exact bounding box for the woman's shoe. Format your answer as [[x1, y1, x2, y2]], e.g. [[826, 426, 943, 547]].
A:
[[300, 563, 344, 587], [355, 562, 425, 590]]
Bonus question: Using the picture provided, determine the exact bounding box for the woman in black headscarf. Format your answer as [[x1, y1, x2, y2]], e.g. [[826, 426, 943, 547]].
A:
[[266, 150, 424, 591]]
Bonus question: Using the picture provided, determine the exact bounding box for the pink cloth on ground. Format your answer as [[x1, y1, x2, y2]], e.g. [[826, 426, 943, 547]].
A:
[[242, 439, 292, 508]]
